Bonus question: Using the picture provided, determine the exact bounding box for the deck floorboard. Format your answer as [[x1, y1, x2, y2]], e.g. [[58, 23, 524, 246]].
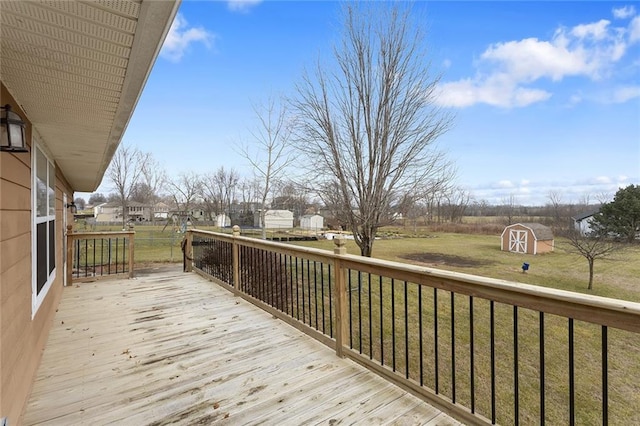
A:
[[24, 265, 461, 425]]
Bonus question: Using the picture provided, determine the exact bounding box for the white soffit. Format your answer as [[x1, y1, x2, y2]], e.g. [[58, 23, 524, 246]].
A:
[[0, 0, 180, 192]]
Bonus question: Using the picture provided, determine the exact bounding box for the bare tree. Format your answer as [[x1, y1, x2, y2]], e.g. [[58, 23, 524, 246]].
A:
[[563, 229, 622, 290], [140, 155, 166, 223], [106, 145, 149, 227], [501, 193, 519, 225], [291, 2, 453, 256], [442, 186, 472, 223], [167, 172, 201, 224], [200, 166, 240, 223], [239, 96, 293, 239]]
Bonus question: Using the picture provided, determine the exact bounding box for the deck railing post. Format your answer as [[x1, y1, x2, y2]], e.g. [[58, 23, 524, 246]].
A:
[[66, 225, 73, 286], [128, 224, 135, 278], [333, 235, 348, 358], [185, 229, 193, 272]]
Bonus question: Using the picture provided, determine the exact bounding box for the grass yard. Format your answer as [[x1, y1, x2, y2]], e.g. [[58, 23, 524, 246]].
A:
[[296, 232, 640, 302]]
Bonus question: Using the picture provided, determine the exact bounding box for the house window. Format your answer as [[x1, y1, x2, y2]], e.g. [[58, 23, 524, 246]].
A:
[[32, 144, 56, 315]]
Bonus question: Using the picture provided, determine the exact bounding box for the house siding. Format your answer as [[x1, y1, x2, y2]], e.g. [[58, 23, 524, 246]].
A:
[[1, 85, 73, 424]]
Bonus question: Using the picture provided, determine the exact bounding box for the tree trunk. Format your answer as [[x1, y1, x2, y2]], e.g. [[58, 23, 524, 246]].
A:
[[588, 258, 594, 290]]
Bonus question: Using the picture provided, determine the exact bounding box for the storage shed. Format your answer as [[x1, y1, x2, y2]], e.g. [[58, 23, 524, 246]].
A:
[[300, 214, 324, 231], [501, 223, 554, 255], [254, 210, 294, 229]]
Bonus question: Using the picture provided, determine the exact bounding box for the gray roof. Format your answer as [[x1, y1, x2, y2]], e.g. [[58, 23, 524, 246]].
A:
[[518, 223, 554, 241]]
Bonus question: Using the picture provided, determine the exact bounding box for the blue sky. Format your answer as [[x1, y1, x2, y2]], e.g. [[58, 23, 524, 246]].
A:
[[89, 1, 640, 206]]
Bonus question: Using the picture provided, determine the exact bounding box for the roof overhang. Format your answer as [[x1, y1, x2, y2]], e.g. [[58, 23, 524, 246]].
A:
[[0, 0, 180, 192]]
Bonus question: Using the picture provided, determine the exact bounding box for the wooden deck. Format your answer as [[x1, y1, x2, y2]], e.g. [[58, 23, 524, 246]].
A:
[[24, 265, 461, 425]]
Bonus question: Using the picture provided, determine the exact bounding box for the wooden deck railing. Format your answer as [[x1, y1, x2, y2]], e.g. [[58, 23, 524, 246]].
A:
[[66, 225, 134, 284], [187, 227, 640, 426]]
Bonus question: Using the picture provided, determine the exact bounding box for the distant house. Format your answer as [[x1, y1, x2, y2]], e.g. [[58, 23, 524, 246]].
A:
[[572, 210, 598, 236], [153, 202, 171, 220], [300, 214, 324, 231], [254, 210, 294, 229], [94, 201, 151, 222], [501, 223, 554, 255]]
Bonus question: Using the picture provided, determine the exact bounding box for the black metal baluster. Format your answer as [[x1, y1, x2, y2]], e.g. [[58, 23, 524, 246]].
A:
[[321, 263, 326, 334], [295, 257, 300, 320], [368, 273, 372, 359], [84, 239, 88, 277], [470, 296, 475, 413], [602, 325, 608, 426], [491, 300, 496, 424], [514, 306, 519, 426], [380, 275, 384, 365], [307, 259, 312, 326], [419, 285, 423, 387], [349, 271, 353, 349], [358, 271, 362, 354], [434, 288, 439, 393], [451, 292, 456, 403], [540, 311, 545, 426], [569, 318, 575, 426], [301, 258, 306, 324], [328, 264, 333, 338], [108, 238, 112, 275], [100, 239, 105, 276]]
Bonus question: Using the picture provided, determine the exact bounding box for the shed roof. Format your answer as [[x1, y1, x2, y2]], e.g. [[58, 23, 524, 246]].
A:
[[515, 223, 554, 240]]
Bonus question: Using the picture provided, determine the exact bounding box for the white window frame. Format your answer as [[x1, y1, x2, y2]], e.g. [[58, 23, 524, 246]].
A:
[[32, 142, 56, 316]]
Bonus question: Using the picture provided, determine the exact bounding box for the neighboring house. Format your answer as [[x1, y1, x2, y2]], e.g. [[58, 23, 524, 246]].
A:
[[94, 201, 151, 222], [0, 2, 179, 423], [254, 210, 294, 229], [573, 210, 598, 236], [153, 202, 171, 220], [501, 223, 555, 255], [300, 214, 324, 231]]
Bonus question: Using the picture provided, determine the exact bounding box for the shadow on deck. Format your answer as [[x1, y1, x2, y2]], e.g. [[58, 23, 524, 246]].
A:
[[24, 265, 460, 425]]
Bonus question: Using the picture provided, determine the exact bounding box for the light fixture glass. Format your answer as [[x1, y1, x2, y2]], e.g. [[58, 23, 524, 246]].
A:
[[1, 104, 28, 152]]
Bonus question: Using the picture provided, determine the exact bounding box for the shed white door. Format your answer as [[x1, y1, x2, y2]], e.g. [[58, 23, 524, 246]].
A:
[[509, 230, 527, 253]]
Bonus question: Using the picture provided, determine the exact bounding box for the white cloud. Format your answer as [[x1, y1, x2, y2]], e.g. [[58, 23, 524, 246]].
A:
[[437, 13, 637, 108], [227, 0, 262, 13], [630, 16, 640, 42], [437, 75, 551, 108], [496, 180, 515, 188], [571, 19, 611, 40], [613, 6, 636, 19], [161, 14, 213, 62], [610, 85, 640, 103], [471, 177, 639, 205]]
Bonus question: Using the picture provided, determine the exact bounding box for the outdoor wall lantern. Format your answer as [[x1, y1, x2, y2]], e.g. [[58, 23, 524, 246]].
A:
[[1, 104, 28, 152], [65, 202, 78, 214]]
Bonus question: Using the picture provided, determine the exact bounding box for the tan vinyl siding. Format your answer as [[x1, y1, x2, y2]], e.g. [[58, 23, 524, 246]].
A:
[[0, 83, 73, 424]]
